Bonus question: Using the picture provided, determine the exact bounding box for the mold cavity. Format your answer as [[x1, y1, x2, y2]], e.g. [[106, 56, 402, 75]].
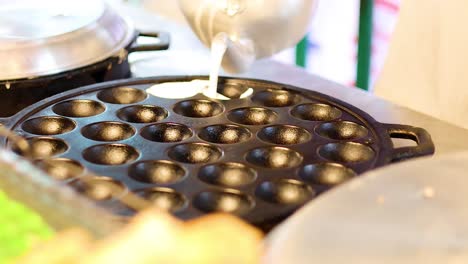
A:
[[35, 158, 84, 181], [315, 121, 368, 140], [82, 122, 135, 142], [168, 143, 222, 164], [299, 163, 356, 186], [71, 177, 125, 201], [141, 123, 192, 143], [258, 125, 311, 145], [117, 105, 168, 123], [227, 107, 278, 125], [52, 100, 105, 118], [252, 89, 300, 107], [318, 142, 375, 163], [193, 190, 254, 215], [97, 87, 147, 104], [12, 137, 68, 159], [256, 179, 314, 204], [246, 147, 303, 169], [291, 103, 342, 121], [22, 116, 76, 135], [138, 188, 187, 212], [173, 99, 224, 118], [199, 162, 257, 187], [217, 82, 251, 99], [83, 144, 139, 165], [146, 80, 253, 100], [199, 124, 251, 144], [130, 160, 185, 184]]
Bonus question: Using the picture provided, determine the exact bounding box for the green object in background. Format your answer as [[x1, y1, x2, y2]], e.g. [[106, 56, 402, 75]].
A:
[[0, 191, 52, 264], [296, 0, 374, 90], [357, 0, 374, 91], [295, 35, 309, 68]]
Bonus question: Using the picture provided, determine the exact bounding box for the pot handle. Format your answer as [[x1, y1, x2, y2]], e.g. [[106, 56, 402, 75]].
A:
[[128, 31, 171, 52], [384, 124, 435, 162], [0, 118, 10, 126]]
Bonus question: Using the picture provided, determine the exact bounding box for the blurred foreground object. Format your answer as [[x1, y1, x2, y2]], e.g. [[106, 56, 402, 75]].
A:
[[16, 210, 263, 264], [264, 152, 468, 263], [0, 122, 263, 263], [0, 191, 52, 263]]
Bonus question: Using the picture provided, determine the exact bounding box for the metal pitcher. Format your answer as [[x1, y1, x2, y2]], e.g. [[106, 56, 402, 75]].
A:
[[178, 0, 317, 73]]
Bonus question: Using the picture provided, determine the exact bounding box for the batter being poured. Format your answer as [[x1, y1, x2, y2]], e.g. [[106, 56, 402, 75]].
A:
[[146, 33, 252, 100], [205, 32, 229, 98]]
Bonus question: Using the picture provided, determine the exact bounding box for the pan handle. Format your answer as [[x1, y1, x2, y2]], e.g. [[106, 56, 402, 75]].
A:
[[128, 31, 171, 53], [384, 124, 435, 162]]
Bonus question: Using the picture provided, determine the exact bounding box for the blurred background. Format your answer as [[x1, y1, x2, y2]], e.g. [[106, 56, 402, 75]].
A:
[[117, 0, 401, 91], [273, 0, 400, 89]]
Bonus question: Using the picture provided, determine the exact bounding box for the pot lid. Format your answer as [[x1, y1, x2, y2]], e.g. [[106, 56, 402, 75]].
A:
[[0, 0, 135, 80], [264, 153, 468, 263]]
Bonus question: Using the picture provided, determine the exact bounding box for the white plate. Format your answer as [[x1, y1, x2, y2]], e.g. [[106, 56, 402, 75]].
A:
[[264, 153, 468, 264]]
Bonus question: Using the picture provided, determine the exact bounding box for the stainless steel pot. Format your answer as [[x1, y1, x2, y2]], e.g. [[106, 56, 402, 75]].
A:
[[0, 0, 169, 81], [0, 0, 170, 117]]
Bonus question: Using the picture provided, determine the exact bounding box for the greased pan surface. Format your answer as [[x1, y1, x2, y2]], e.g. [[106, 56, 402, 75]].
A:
[[1, 76, 435, 230]]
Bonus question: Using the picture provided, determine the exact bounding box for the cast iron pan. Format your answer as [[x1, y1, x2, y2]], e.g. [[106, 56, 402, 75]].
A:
[[0, 76, 435, 230]]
